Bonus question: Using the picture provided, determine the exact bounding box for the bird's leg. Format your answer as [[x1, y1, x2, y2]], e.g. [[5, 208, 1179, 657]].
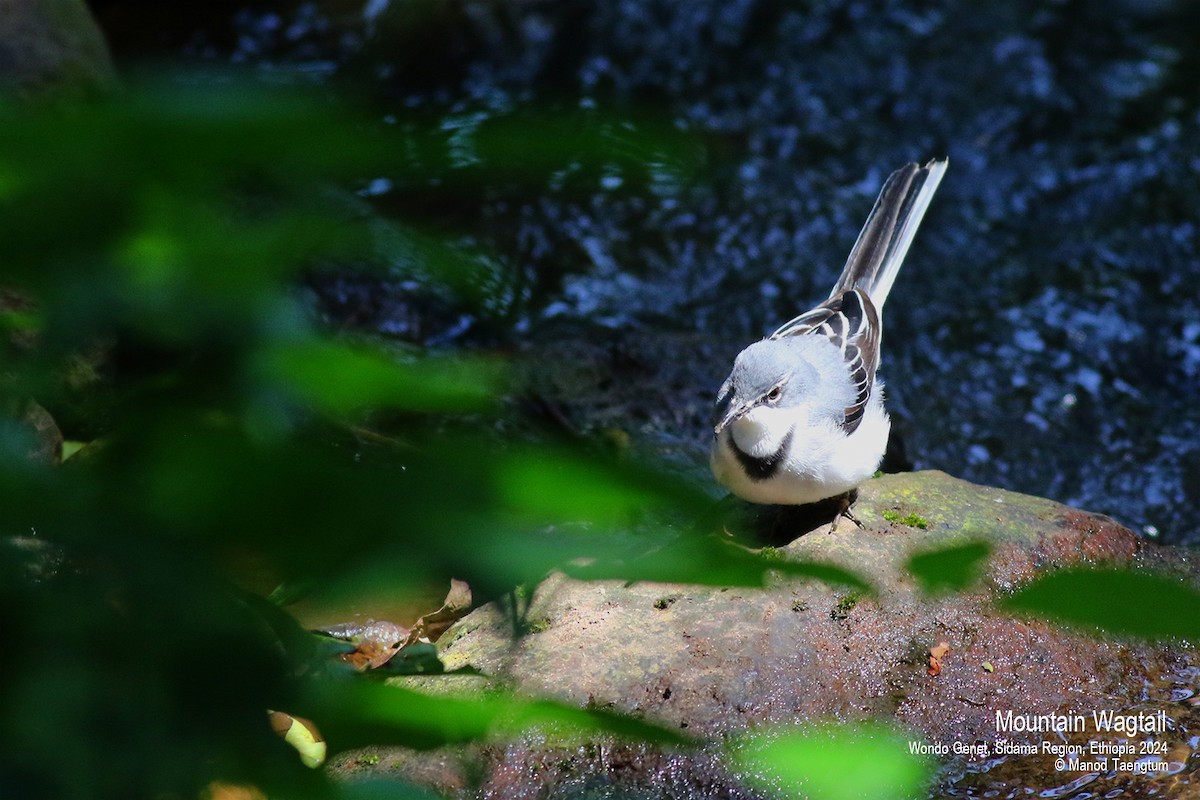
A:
[[828, 490, 865, 533]]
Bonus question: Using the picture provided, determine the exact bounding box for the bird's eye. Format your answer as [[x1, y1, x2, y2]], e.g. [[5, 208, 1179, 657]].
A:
[[766, 386, 783, 403]]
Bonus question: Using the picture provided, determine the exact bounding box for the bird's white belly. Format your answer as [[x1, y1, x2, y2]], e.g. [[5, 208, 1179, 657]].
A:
[[710, 400, 890, 505]]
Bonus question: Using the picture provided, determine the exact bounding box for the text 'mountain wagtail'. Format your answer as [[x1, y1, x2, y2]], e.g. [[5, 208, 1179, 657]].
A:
[[710, 158, 947, 506]]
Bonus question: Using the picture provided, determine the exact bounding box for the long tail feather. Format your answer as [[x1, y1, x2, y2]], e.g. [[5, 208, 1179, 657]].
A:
[[831, 157, 948, 311]]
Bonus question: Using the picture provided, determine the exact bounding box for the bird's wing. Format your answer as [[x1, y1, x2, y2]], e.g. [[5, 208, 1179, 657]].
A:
[[770, 287, 880, 434]]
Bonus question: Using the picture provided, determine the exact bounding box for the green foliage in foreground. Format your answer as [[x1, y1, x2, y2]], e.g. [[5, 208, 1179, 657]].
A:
[[905, 541, 991, 595], [300, 677, 692, 753], [0, 77, 876, 799], [730, 723, 934, 800], [1002, 567, 1200, 640], [3, 76, 1190, 800]]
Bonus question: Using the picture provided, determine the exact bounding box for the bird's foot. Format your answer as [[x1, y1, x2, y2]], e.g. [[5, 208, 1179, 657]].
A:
[[827, 490, 864, 533]]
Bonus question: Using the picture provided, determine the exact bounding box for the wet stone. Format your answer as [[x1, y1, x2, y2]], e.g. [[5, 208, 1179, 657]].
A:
[[330, 471, 1200, 798]]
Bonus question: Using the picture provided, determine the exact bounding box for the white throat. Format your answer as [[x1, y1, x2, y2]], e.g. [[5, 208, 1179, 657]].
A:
[[729, 406, 804, 459]]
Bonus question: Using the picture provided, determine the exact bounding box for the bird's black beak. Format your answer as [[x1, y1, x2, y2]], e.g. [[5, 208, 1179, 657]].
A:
[[713, 397, 751, 437]]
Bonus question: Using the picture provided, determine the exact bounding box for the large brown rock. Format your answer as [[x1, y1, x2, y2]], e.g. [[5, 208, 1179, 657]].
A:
[[336, 471, 1200, 797]]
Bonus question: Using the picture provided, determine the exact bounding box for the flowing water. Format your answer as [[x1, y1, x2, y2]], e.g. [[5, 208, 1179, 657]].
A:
[[135, 0, 1200, 545], [96, 1, 1200, 546]]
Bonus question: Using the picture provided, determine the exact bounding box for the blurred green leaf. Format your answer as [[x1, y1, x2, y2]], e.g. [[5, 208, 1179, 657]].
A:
[[729, 723, 933, 800], [256, 339, 502, 416], [905, 541, 991, 595], [300, 677, 691, 753], [0, 307, 38, 335], [1001, 567, 1200, 640], [496, 447, 696, 527], [0, 537, 306, 800], [482, 448, 876, 590], [1, 89, 380, 276], [0, 72, 711, 799], [777, 560, 874, 593], [565, 536, 872, 591]]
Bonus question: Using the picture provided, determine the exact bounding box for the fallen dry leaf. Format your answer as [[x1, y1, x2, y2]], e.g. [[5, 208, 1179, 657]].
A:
[[410, 578, 472, 643], [928, 640, 951, 676], [319, 579, 472, 671], [322, 619, 410, 671]]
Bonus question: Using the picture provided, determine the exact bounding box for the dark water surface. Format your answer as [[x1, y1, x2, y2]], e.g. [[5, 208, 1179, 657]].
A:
[[96, 0, 1200, 545]]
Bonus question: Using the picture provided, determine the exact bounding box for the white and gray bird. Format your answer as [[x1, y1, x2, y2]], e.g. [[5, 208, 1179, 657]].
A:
[[710, 158, 947, 506]]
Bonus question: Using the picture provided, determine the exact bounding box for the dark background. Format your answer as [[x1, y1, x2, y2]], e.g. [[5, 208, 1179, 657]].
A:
[[88, 0, 1200, 545]]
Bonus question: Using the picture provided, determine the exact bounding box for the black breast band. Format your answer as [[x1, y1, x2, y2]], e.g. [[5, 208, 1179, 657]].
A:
[[731, 426, 794, 482]]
